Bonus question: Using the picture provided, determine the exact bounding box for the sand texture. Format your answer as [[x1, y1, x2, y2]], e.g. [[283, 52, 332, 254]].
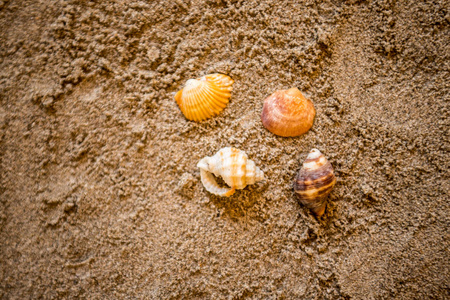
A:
[[1, 0, 449, 298]]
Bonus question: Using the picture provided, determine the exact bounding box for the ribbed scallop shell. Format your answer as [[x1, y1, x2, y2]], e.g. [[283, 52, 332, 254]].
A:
[[175, 74, 234, 122], [293, 149, 336, 217], [197, 147, 264, 197], [261, 87, 315, 137]]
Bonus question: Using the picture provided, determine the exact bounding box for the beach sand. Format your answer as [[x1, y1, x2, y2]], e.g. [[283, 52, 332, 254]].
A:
[[1, 0, 448, 298]]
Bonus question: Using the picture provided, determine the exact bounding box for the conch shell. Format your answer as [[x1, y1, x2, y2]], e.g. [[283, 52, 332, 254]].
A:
[[261, 87, 315, 137], [293, 149, 336, 217], [197, 147, 264, 197], [175, 73, 234, 122]]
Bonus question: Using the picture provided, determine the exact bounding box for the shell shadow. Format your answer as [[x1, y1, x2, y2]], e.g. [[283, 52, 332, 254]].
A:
[[206, 183, 269, 224]]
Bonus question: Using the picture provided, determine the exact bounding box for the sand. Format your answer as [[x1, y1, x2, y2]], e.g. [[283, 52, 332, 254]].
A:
[[1, 0, 449, 298]]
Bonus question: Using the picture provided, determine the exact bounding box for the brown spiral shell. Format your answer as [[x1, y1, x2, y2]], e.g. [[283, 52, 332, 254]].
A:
[[293, 149, 336, 217]]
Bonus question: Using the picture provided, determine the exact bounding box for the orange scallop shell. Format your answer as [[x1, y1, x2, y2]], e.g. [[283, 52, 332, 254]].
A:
[[261, 88, 316, 137], [175, 74, 234, 122]]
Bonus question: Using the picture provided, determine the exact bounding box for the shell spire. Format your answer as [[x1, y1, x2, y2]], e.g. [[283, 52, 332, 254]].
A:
[[293, 149, 336, 217], [197, 147, 264, 197], [175, 74, 234, 122], [261, 87, 315, 137]]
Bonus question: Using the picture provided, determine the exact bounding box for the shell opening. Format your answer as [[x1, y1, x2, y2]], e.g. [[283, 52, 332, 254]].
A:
[[199, 169, 235, 197]]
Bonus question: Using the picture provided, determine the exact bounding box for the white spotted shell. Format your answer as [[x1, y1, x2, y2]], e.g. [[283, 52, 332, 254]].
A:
[[197, 147, 264, 197]]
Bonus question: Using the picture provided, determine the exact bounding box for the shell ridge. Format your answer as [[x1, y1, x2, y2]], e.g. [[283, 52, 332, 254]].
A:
[[190, 84, 213, 121], [183, 86, 202, 120], [201, 84, 228, 112], [194, 88, 214, 120], [184, 92, 195, 120], [198, 84, 218, 121], [198, 83, 222, 116], [203, 83, 231, 105], [190, 80, 227, 120], [208, 86, 232, 99]]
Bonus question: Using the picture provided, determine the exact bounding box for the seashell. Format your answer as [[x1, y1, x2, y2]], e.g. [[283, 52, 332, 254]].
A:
[[175, 73, 234, 122], [293, 149, 336, 217], [197, 147, 264, 197], [261, 87, 315, 137]]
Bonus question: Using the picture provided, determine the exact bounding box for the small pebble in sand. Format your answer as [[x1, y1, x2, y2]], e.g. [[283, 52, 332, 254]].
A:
[[294, 149, 336, 217], [174, 73, 234, 122], [261, 87, 315, 137], [197, 147, 264, 197]]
